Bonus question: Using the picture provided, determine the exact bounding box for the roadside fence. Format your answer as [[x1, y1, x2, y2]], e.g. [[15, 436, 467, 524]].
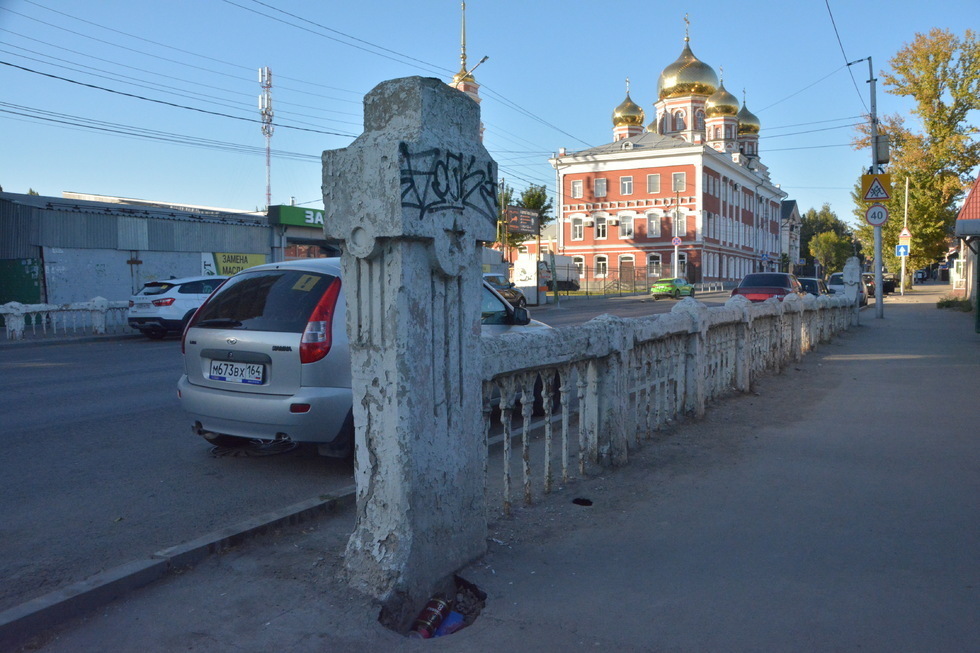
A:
[[481, 293, 853, 515], [0, 298, 130, 340]]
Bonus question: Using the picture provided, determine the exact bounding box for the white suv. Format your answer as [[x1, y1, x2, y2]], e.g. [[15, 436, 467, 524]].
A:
[[177, 258, 549, 457], [127, 276, 227, 339]]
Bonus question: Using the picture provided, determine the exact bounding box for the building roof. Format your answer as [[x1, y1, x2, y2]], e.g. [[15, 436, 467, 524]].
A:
[[561, 131, 696, 158], [780, 199, 800, 221], [954, 175, 980, 237]]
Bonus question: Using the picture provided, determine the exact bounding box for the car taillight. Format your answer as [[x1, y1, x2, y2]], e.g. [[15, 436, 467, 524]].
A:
[[300, 278, 342, 364], [152, 297, 176, 307]]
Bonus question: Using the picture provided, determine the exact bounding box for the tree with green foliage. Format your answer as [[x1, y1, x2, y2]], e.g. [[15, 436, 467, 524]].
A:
[[808, 230, 854, 274], [851, 28, 980, 276], [799, 203, 852, 260]]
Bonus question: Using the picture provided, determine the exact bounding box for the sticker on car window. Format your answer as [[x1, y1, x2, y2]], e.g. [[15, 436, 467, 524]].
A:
[[292, 275, 321, 292]]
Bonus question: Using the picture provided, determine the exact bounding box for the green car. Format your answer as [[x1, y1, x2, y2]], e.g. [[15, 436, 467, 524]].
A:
[[650, 277, 694, 299]]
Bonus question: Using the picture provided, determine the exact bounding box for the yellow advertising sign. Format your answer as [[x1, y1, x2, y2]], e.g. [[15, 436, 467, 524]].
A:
[[861, 174, 892, 202], [208, 253, 267, 275]]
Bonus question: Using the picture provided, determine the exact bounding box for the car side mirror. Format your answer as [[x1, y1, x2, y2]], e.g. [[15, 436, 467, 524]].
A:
[[511, 306, 531, 326]]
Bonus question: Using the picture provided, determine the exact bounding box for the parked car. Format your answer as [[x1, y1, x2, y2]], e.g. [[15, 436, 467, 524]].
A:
[[862, 273, 877, 298], [730, 272, 806, 302], [827, 272, 868, 306], [650, 277, 694, 299], [483, 272, 526, 308], [127, 275, 227, 339], [882, 273, 898, 294], [798, 277, 830, 296], [178, 258, 549, 457]]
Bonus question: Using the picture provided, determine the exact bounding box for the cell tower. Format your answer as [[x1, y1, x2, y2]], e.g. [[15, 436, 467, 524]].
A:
[[259, 67, 274, 209]]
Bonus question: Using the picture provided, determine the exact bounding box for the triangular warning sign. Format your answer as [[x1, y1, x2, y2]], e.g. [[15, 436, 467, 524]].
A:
[[864, 178, 890, 201]]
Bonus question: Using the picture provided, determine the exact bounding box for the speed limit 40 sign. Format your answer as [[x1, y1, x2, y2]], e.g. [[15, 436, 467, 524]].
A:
[[865, 203, 889, 226]]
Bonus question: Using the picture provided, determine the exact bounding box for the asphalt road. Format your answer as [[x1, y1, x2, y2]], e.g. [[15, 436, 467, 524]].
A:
[[0, 290, 753, 612], [0, 337, 353, 612]]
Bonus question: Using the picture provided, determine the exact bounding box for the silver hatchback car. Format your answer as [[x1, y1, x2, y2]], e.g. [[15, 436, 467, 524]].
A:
[[177, 257, 548, 457]]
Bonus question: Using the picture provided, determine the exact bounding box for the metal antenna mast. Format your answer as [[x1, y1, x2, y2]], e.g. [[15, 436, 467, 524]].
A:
[[259, 67, 274, 209]]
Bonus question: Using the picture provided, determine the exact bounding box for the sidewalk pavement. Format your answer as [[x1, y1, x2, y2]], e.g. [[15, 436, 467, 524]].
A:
[[7, 284, 979, 652]]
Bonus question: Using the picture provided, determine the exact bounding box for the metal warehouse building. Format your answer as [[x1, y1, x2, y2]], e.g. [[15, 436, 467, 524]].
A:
[[0, 191, 333, 305]]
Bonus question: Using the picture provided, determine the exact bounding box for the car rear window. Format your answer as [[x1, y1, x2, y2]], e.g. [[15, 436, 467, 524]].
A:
[[139, 282, 176, 296], [740, 273, 791, 288], [192, 269, 337, 333]]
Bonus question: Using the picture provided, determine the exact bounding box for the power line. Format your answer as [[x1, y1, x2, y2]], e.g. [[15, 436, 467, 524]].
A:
[[17, 0, 364, 100], [0, 101, 321, 161], [823, 0, 869, 112], [0, 59, 358, 137]]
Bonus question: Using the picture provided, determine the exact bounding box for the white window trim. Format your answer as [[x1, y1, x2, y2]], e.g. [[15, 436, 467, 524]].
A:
[[594, 178, 607, 198]]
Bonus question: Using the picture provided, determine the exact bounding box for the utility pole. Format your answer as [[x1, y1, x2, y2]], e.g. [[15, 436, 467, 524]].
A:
[[868, 57, 885, 319], [259, 67, 274, 210], [902, 177, 909, 296]]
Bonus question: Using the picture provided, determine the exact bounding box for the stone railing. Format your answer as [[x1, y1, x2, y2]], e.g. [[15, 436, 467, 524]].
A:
[[0, 298, 130, 340], [694, 281, 728, 293], [481, 293, 853, 514]]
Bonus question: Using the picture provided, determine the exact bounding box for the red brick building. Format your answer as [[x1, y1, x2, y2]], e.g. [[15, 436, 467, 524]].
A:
[[544, 34, 791, 286]]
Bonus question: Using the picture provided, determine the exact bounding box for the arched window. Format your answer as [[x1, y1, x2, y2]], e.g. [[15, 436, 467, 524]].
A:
[[674, 110, 686, 130], [695, 110, 705, 130], [595, 215, 608, 239], [618, 213, 634, 239], [648, 253, 662, 278], [595, 255, 608, 278], [646, 212, 662, 238]]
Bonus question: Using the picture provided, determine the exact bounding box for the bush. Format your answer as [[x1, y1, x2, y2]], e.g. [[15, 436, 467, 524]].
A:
[[937, 295, 973, 312]]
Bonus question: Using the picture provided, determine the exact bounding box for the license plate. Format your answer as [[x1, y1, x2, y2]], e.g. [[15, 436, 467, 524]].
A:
[[209, 360, 264, 385], [136, 302, 151, 309]]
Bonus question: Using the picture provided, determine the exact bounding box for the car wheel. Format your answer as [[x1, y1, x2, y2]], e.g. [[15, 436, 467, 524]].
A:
[[144, 327, 167, 340], [673, 289, 680, 299]]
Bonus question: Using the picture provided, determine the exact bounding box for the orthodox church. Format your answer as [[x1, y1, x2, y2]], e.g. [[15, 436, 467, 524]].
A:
[[545, 30, 799, 284]]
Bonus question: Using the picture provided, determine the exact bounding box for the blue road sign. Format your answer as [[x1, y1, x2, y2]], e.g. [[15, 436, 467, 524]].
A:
[[896, 244, 909, 257]]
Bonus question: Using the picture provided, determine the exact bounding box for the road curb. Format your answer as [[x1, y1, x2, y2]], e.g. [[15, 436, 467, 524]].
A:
[[0, 486, 356, 649]]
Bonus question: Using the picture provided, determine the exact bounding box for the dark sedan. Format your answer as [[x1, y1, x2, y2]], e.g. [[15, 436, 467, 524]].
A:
[[798, 277, 830, 296], [731, 272, 807, 302]]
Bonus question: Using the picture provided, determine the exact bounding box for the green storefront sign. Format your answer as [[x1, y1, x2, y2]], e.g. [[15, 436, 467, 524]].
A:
[[268, 205, 324, 227]]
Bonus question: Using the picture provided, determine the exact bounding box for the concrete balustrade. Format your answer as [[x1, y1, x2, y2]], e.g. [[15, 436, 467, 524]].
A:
[[0, 298, 129, 340], [481, 293, 853, 515]]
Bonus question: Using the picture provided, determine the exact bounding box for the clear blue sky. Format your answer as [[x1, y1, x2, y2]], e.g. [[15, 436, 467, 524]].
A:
[[1, 0, 976, 224]]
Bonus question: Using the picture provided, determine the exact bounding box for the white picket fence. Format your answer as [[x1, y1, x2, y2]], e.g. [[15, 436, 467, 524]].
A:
[[0, 298, 130, 340], [481, 293, 854, 514]]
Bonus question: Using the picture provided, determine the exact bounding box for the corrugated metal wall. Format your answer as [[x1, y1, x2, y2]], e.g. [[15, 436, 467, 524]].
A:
[[2, 198, 271, 254], [0, 201, 40, 258], [2, 196, 275, 303]]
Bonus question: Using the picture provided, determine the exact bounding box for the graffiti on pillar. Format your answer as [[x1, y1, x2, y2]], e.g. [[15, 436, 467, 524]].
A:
[[399, 143, 497, 225]]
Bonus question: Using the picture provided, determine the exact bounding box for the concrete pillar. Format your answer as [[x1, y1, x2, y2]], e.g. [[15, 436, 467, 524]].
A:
[[672, 298, 708, 418], [843, 256, 862, 326], [321, 77, 497, 620]]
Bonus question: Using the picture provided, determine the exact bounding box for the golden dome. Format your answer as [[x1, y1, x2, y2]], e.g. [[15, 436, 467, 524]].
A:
[[737, 101, 761, 134], [657, 40, 718, 99], [612, 92, 645, 127], [452, 65, 475, 84], [705, 81, 738, 117]]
